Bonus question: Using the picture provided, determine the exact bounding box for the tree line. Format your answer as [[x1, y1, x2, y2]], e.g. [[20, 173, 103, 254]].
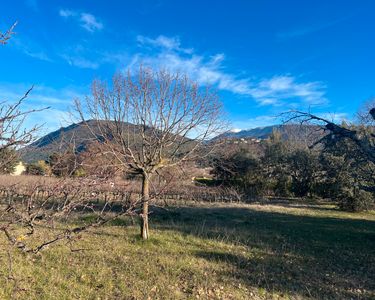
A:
[[210, 107, 375, 211]]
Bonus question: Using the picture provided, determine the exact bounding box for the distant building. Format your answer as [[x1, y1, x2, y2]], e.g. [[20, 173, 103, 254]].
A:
[[11, 162, 26, 176], [222, 137, 263, 144]]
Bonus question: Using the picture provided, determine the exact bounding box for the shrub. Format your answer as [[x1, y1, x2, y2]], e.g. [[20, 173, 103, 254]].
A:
[[337, 187, 375, 212], [73, 167, 87, 177], [26, 163, 45, 175], [0, 148, 18, 174], [26, 160, 51, 176]]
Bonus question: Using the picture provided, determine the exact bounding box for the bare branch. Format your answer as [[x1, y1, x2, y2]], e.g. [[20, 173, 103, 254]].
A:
[[283, 110, 375, 164], [0, 22, 17, 45]]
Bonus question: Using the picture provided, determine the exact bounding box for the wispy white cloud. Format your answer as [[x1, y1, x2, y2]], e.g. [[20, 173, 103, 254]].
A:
[[277, 16, 350, 40], [137, 35, 193, 54], [25, 0, 38, 12], [52, 33, 325, 107], [0, 83, 85, 107], [59, 43, 101, 69], [251, 76, 327, 106], [61, 54, 99, 69], [131, 35, 327, 107], [59, 9, 103, 33], [59, 9, 77, 18], [51, 32, 327, 107], [128, 49, 253, 95], [11, 38, 52, 62], [0, 83, 85, 134], [317, 112, 348, 123], [24, 50, 51, 61], [80, 13, 103, 32]]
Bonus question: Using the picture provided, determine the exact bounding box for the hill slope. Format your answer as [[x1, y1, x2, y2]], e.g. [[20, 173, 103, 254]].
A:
[[19, 120, 135, 163], [20, 122, 323, 163], [19, 120, 189, 163]]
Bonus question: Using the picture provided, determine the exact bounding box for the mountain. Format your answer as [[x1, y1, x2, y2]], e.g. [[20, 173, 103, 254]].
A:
[[216, 125, 281, 140], [19, 120, 137, 163], [19, 120, 190, 163], [20, 121, 323, 163], [213, 124, 323, 142], [19, 121, 89, 163]]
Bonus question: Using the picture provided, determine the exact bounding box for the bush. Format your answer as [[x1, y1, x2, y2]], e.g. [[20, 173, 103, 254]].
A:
[[73, 167, 87, 177], [337, 187, 374, 212], [288, 149, 321, 197], [274, 173, 292, 197], [26, 160, 51, 176], [26, 163, 45, 176], [0, 148, 18, 174], [210, 149, 267, 197]]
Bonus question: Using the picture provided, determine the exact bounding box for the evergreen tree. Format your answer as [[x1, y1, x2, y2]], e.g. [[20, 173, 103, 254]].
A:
[[0, 147, 18, 174]]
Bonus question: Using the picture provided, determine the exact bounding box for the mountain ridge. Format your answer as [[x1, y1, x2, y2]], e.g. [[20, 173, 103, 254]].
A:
[[19, 122, 320, 163], [216, 125, 282, 140]]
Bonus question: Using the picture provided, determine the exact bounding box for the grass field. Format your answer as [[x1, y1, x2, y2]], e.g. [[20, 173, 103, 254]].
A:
[[0, 201, 374, 299]]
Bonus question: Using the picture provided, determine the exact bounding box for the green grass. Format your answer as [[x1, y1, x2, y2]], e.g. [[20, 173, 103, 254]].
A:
[[0, 202, 374, 299]]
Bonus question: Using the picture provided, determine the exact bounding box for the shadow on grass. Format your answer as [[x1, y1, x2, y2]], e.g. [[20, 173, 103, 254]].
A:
[[268, 203, 339, 211], [150, 205, 375, 299]]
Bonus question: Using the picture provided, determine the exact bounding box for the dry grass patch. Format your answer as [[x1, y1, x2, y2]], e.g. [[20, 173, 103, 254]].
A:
[[0, 202, 374, 299]]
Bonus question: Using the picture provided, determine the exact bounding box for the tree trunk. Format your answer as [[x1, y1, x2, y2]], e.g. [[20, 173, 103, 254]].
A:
[[140, 173, 150, 240]]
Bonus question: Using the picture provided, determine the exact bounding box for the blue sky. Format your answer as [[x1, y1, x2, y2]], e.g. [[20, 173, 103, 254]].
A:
[[1, 0, 375, 134]]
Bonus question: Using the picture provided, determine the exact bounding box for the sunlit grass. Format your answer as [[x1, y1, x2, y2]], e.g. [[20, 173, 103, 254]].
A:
[[1, 202, 374, 299]]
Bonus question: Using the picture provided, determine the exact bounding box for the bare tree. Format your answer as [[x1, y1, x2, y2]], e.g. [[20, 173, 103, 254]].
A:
[[1, 21, 48, 170], [1, 19, 133, 257], [0, 87, 49, 169], [75, 67, 225, 239]]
